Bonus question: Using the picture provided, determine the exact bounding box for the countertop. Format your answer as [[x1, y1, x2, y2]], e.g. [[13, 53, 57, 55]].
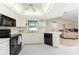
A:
[[10, 34, 21, 38], [44, 32, 61, 34], [0, 34, 21, 44]]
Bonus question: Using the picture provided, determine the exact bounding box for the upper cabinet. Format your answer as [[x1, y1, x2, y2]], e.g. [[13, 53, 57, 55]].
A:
[[16, 19, 26, 27], [0, 14, 16, 27]]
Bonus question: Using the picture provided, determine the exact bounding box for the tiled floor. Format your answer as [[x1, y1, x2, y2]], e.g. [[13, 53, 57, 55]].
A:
[[19, 44, 78, 55]]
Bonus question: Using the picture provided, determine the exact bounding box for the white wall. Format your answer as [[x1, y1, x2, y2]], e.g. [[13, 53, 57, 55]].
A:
[[58, 18, 78, 29], [46, 8, 78, 32], [46, 18, 78, 32]]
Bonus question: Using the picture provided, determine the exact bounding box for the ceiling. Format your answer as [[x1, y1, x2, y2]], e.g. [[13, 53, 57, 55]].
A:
[[62, 9, 78, 21], [5, 3, 53, 17], [3, 3, 78, 21], [46, 3, 78, 21]]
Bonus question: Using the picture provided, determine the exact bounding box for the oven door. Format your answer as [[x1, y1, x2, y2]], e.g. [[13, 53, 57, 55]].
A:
[[10, 36, 18, 55], [10, 35, 22, 55]]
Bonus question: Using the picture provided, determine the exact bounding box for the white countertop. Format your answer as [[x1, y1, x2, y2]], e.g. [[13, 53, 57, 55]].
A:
[[45, 32, 61, 34], [0, 38, 10, 44]]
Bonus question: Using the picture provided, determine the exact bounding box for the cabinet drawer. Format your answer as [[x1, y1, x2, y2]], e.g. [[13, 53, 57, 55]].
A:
[[0, 41, 9, 55], [0, 41, 9, 48]]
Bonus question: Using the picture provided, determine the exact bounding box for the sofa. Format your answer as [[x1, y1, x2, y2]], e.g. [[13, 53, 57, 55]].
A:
[[60, 29, 78, 39]]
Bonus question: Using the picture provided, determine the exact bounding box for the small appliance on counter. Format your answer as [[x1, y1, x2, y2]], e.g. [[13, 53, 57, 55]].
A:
[[0, 29, 22, 55]]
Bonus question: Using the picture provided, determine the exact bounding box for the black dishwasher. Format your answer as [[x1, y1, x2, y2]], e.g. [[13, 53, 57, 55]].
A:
[[44, 33, 53, 46]]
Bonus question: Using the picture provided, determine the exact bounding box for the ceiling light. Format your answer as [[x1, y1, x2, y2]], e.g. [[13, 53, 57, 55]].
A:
[[23, 11, 42, 16]]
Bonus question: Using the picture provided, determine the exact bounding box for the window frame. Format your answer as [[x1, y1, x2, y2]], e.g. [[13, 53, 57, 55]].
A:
[[28, 20, 39, 32]]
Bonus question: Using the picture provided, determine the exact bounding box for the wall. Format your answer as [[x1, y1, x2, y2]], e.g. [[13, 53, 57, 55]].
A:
[[58, 18, 78, 29], [46, 17, 78, 32]]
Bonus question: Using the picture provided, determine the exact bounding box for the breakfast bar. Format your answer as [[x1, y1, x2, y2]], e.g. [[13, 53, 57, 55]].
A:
[[44, 32, 61, 47]]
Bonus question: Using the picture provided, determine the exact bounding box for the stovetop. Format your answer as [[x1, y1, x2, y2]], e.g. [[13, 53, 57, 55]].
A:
[[0, 29, 21, 38], [0, 34, 21, 38], [10, 34, 21, 38]]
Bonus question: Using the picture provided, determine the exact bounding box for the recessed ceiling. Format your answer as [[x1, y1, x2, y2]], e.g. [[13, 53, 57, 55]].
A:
[[5, 3, 53, 17], [3, 3, 78, 21]]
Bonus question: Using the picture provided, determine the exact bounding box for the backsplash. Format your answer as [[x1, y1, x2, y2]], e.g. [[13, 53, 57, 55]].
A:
[[0, 27, 26, 34], [11, 27, 26, 34]]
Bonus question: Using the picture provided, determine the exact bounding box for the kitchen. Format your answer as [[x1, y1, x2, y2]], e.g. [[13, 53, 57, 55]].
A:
[[0, 3, 61, 55], [0, 3, 78, 55]]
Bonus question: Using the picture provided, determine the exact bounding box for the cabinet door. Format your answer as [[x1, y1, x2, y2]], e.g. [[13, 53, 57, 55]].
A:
[[44, 33, 52, 46], [1, 15, 16, 27], [0, 41, 9, 55], [53, 33, 60, 47]]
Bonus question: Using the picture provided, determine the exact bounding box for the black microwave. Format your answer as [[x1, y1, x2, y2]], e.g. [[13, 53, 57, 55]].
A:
[[0, 14, 16, 27]]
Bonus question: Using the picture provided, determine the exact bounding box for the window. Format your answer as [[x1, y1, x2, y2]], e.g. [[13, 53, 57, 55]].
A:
[[28, 20, 38, 32]]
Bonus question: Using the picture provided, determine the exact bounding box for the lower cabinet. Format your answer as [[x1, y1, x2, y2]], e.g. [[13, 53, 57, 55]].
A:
[[44, 32, 60, 47], [0, 41, 9, 55]]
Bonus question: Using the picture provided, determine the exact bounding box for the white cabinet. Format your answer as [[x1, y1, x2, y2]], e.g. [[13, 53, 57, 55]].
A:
[[0, 40, 9, 55], [39, 20, 46, 27], [53, 32, 60, 47], [45, 32, 60, 47], [16, 19, 26, 27], [22, 33, 44, 45]]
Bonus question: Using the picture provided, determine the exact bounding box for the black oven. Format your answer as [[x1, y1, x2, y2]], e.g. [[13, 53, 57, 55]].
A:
[[0, 29, 22, 55], [10, 34, 22, 55]]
